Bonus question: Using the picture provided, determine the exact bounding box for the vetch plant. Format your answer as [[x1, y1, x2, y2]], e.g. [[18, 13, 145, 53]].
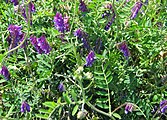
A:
[[0, 0, 166, 119]]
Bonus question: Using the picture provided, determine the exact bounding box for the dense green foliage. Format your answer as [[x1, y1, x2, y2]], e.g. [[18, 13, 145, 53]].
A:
[[0, 0, 167, 119]]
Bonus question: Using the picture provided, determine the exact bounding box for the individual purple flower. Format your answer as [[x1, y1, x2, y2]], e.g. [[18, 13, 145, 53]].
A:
[[85, 51, 95, 67], [21, 101, 30, 113], [7, 25, 25, 50], [117, 41, 130, 59], [0, 66, 10, 80], [11, 0, 19, 6], [58, 83, 65, 92], [125, 103, 133, 114], [160, 100, 167, 113], [130, 2, 142, 19], [79, 0, 88, 12], [53, 12, 70, 33]]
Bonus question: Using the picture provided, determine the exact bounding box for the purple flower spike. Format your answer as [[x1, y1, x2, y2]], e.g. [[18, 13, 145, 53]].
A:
[[160, 100, 167, 113], [0, 66, 10, 80], [7, 25, 25, 50], [117, 41, 130, 59], [19, 1, 35, 25], [30, 35, 52, 54], [11, 0, 19, 6], [37, 36, 52, 54], [74, 29, 84, 39], [29, 2, 36, 12], [125, 103, 133, 114], [21, 101, 30, 113], [103, 3, 116, 31], [74, 29, 90, 50], [85, 51, 95, 67], [30, 35, 43, 54], [58, 83, 65, 92], [79, 0, 88, 12], [54, 13, 64, 33], [81, 38, 90, 50], [8, 24, 22, 37], [104, 14, 116, 31], [130, 2, 142, 19], [53, 13, 70, 33]]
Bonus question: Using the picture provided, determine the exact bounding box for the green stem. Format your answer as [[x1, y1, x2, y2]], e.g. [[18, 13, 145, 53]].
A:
[[78, 78, 86, 111], [86, 101, 115, 119], [112, 0, 119, 42], [132, 103, 147, 119], [111, 103, 127, 115], [4, 34, 28, 56]]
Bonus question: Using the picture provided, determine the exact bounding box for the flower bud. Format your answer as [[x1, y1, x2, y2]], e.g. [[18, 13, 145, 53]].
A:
[[77, 110, 87, 119]]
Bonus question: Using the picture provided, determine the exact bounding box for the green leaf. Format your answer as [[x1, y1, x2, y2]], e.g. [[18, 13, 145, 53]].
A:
[[96, 91, 108, 96], [136, 112, 143, 116], [63, 92, 71, 104], [96, 103, 109, 109], [71, 90, 77, 102], [112, 113, 121, 119], [0, 54, 4, 63], [39, 109, 51, 114], [42, 101, 57, 109], [5, 104, 14, 118], [0, 79, 6, 84], [72, 105, 79, 116], [36, 114, 48, 119], [94, 76, 104, 80]]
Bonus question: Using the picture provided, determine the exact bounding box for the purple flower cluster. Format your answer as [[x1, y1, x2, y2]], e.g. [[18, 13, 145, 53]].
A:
[[125, 103, 133, 114], [58, 83, 65, 92], [20, 1, 35, 25], [130, 2, 142, 19], [79, 0, 88, 12], [21, 101, 30, 113], [103, 4, 116, 31], [30, 35, 52, 54], [7, 24, 25, 50], [0, 66, 10, 80], [74, 29, 90, 50], [11, 0, 19, 6], [53, 12, 70, 33], [11, 0, 35, 25], [117, 41, 130, 59], [85, 51, 95, 67], [160, 100, 167, 113]]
